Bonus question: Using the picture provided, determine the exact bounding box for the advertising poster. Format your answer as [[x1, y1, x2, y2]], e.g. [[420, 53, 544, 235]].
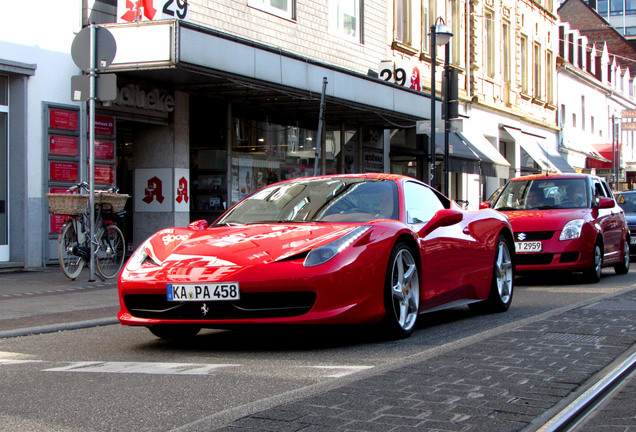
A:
[[174, 168, 189, 212], [134, 168, 172, 212]]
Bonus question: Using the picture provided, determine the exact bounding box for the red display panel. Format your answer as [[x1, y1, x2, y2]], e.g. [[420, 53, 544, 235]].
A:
[[95, 165, 114, 184], [49, 135, 79, 157], [50, 109, 78, 131], [95, 140, 115, 160], [95, 115, 115, 136], [49, 162, 79, 182]]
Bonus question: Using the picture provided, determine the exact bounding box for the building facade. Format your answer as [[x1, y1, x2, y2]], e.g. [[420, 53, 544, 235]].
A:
[[1, 0, 572, 268]]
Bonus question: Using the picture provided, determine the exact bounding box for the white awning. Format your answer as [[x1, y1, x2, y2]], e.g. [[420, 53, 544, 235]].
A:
[[458, 131, 510, 178], [503, 126, 561, 173]]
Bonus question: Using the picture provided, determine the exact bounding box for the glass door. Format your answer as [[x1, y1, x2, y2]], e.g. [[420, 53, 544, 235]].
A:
[[0, 75, 8, 261]]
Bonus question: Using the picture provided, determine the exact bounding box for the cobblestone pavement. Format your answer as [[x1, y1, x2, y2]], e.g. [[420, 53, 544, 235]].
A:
[[212, 290, 636, 432]]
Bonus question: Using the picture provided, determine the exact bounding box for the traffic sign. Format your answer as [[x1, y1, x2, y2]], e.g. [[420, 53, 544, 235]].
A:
[[71, 74, 117, 102], [71, 26, 117, 72]]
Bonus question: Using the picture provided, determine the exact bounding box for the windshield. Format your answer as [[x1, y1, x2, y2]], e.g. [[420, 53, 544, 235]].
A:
[[493, 178, 589, 211], [215, 178, 399, 224]]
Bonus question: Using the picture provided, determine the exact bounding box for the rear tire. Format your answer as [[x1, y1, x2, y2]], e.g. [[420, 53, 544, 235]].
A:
[[382, 242, 420, 339], [148, 325, 201, 340], [614, 238, 630, 275], [469, 233, 514, 313], [58, 221, 84, 280]]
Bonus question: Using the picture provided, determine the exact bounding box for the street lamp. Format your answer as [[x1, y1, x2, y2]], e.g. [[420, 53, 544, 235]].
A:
[[429, 17, 453, 191]]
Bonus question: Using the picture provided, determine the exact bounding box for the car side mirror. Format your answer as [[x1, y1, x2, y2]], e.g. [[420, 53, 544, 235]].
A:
[[479, 201, 491, 209], [594, 197, 615, 210], [188, 219, 209, 230], [419, 209, 463, 237]]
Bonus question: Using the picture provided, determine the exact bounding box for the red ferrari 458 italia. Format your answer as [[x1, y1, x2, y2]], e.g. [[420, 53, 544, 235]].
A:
[[118, 174, 515, 339]]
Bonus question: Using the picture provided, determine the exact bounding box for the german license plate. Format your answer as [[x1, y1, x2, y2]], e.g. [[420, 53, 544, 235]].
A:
[[515, 241, 542, 253], [167, 283, 240, 301]]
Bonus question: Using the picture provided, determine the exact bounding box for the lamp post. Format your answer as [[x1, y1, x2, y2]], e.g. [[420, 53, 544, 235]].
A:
[[429, 18, 453, 191]]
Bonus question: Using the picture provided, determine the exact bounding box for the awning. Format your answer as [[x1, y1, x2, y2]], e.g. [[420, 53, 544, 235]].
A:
[[502, 127, 575, 173], [587, 143, 621, 169], [459, 131, 510, 178], [434, 133, 480, 175], [562, 139, 610, 162], [102, 20, 433, 129]]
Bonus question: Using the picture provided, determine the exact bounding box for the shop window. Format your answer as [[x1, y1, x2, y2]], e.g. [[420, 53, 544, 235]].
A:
[[329, 0, 361, 42], [230, 119, 341, 205], [248, 0, 295, 20]]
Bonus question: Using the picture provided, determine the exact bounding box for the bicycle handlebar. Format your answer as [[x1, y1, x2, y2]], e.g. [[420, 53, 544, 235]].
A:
[[68, 182, 119, 194]]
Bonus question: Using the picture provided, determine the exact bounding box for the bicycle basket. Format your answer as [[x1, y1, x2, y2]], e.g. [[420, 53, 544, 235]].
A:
[[95, 192, 130, 213], [46, 193, 88, 216]]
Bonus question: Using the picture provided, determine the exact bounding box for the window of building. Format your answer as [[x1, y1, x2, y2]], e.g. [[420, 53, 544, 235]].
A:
[[448, 0, 461, 65], [560, 104, 566, 126], [502, 21, 511, 84], [591, 116, 595, 134], [395, 0, 412, 45], [329, 0, 361, 41], [628, 0, 636, 13], [546, 50, 553, 104], [248, 0, 295, 20], [521, 35, 528, 93], [485, 9, 495, 78], [598, 0, 608, 14], [533, 42, 542, 99], [0, 75, 7, 249], [626, 26, 636, 36], [572, 113, 577, 128], [611, 0, 623, 15], [581, 95, 586, 131]]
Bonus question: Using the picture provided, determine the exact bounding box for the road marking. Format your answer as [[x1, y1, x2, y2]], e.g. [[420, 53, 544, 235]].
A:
[[44, 361, 241, 375], [0, 359, 42, 366]]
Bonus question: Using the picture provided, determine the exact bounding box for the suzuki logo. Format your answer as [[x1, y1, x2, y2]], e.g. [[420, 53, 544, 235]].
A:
[[517, 233, 527, 241]]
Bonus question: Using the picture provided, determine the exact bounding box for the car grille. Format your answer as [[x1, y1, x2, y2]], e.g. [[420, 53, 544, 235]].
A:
[[516, 253, 554, 265], [124, 292, 316, 320], [514, 231, 555, 241]]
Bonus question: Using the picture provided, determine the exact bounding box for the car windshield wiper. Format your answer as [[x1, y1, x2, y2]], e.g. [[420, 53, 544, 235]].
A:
[[494, 206, 517, 211]]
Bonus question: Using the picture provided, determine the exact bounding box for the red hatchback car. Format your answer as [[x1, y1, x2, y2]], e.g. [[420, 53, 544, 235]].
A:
[[485, 174, 630, 282]]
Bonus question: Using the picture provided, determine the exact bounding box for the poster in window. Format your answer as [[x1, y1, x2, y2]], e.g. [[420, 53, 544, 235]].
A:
[[49, 162, 79, 182], [49, 135, 79, 157], [50, 108, 78, 131], [95, 140, 115, 160], [95, 115, 115, 136], [95, 165, 115, 184]]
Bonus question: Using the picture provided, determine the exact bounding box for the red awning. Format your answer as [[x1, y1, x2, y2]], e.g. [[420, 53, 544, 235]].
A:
[[587, 143, 621, 169]]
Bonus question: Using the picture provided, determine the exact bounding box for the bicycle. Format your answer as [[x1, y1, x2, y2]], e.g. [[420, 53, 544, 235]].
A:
[[48, 182, 128, 280]]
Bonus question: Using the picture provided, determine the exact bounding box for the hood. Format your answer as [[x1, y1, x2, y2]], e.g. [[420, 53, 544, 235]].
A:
[[144, 223, 360, 268], [502, 209, 589, 232]]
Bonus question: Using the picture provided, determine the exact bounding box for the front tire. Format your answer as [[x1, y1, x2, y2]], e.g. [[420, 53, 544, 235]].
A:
[[383, 242, 420, 339], [614, 238, 630, 275], [58, 221, 84, 280], [584, 242, 603, 283], [95, 225, 126, 279], [470, 233, 514, 313]]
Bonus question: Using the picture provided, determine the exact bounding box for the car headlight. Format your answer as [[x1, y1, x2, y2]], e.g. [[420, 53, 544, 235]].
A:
[[304, 226, 371, 267], [126, 239, 160, 271], [560, 219, 584, 240]]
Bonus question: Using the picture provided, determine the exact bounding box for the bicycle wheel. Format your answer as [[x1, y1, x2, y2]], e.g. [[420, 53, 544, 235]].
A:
[[58, 220, 85, 280], [95, 224, 126, 279]]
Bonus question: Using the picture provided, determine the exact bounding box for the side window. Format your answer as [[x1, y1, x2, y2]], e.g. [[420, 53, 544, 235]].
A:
[[404, 181, 444, 224], [593, 180, 606, 202], [600, 180, 613, 197]]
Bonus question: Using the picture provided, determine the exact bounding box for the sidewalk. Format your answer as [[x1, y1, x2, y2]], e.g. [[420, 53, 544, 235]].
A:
[[0, 266, 118, 337]]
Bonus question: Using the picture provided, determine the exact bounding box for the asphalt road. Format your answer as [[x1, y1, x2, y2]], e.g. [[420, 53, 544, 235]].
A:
[[0, 267, 634, 431]]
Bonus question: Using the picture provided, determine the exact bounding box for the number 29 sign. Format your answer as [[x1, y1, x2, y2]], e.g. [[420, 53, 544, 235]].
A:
[[378, 60, 423, 92], [118, 0, 189, 23]]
